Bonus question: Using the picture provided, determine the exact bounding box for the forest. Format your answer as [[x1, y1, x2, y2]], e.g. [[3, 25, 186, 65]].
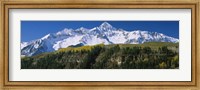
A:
[[21, 42, 179, 69]]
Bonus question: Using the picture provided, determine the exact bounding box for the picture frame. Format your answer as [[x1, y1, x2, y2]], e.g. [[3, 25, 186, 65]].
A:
[[0, 0, 199, 90]]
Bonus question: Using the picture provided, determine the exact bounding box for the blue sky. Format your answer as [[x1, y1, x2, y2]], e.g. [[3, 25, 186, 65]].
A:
[[21, 21, 179, 42]]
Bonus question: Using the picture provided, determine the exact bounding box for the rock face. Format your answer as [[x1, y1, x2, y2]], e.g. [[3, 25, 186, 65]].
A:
[[21, 22, 179, 56]]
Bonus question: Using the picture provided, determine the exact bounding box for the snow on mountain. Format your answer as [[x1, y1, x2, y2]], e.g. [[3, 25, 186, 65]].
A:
[[21, 22, 179, 56], [21, 42, 29, 49]]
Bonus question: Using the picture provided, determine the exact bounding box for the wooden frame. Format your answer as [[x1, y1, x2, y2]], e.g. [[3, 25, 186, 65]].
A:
[[0, 0, 199, 90]]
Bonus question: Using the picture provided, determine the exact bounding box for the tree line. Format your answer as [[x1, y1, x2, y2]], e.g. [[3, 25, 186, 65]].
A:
[[21, 44, 179, 69]]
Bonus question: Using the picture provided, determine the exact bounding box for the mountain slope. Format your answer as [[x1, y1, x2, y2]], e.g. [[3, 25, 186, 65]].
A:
[[21, 22, 179, 56], [21, 43, 179, 69]]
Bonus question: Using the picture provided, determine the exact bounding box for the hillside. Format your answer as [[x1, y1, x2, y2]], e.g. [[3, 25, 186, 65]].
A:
[[21, 42, 179, 69]]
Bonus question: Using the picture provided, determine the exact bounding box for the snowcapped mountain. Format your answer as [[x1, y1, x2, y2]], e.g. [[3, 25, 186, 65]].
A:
[[21, 22, 179, 56]]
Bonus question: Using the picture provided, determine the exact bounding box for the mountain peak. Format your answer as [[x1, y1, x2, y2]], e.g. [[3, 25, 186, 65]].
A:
[[98, 22, 116, 31], [100, 22, 112, 26], [79, 27, 86, 30], [56, 28, 73, 35], [99, 22, 113, 28], [42, 33, 52, 40]]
